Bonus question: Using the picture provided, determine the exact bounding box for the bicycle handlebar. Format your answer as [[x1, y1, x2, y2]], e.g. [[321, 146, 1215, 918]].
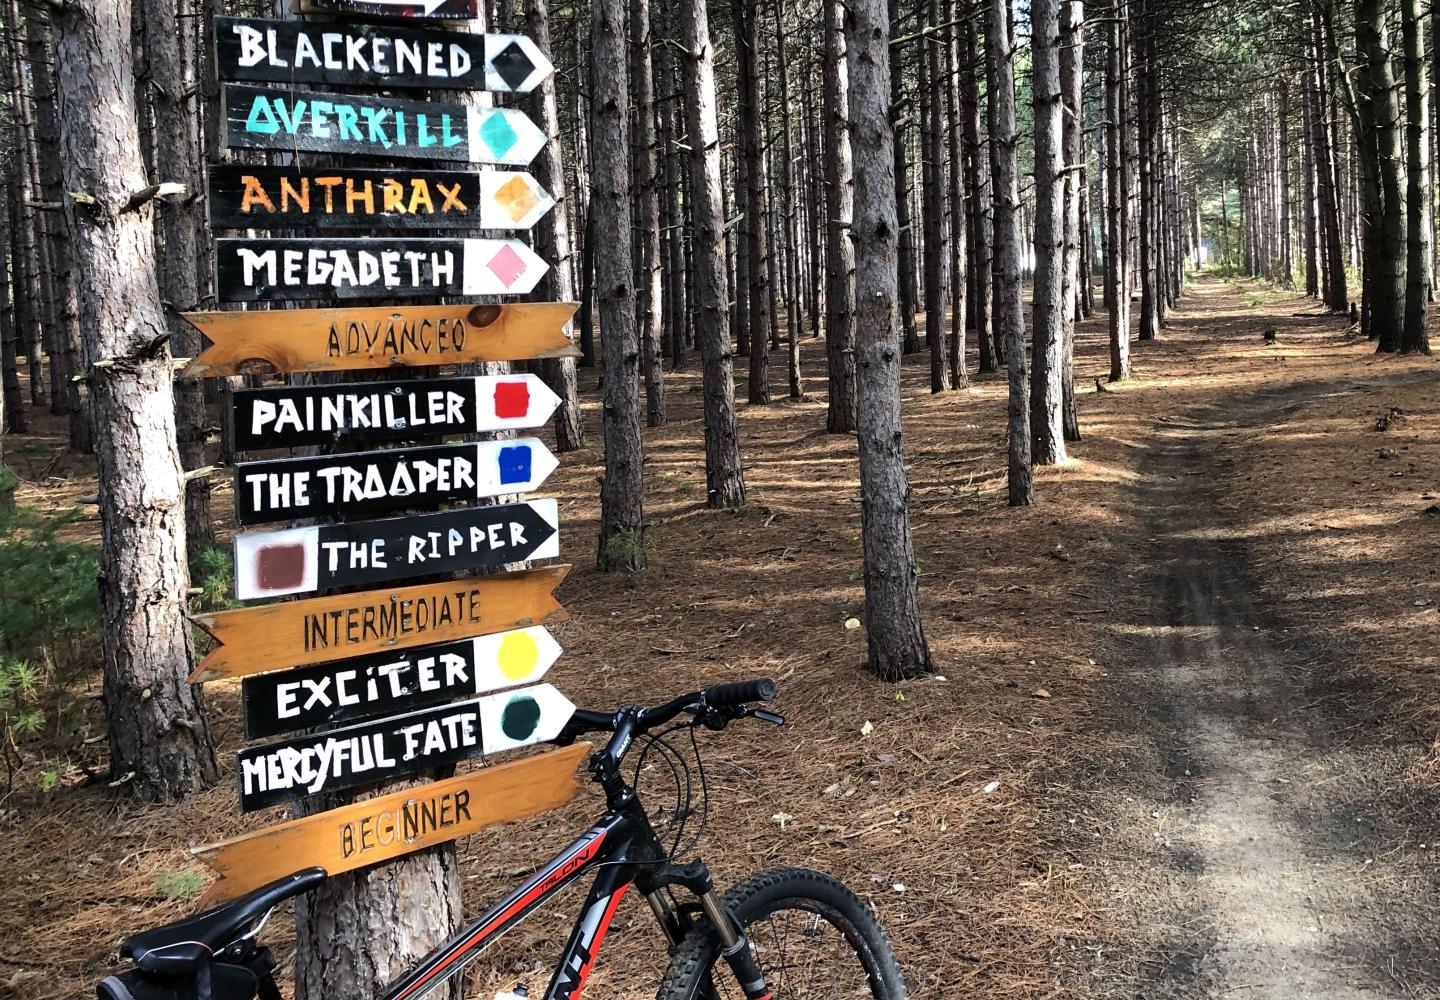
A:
[[559, 677, 778, 744]]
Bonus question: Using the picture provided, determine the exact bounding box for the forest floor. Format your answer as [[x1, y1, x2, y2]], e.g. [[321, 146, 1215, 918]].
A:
[[1, 275, 1439, 1000]]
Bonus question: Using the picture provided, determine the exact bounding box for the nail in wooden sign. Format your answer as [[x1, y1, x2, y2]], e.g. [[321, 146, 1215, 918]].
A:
[[194, 743, 588, 905], [191, 564, 570, 683], [295, 0, 480, 21], [216, 17, 553, 92], [234, 439, 559, 525], [242, 628, 563, 739], [235, 499, 560, 600], [179, 302, 579, 379], [208, 165, 555, 232], [233, 374, 563, 451], [222, 84, 546, 165], [216, 237, 550, 303], [236, 683, 575, 811]]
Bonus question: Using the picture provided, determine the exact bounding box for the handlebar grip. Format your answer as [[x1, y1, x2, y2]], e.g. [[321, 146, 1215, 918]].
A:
[[705, 678, 777, 708]]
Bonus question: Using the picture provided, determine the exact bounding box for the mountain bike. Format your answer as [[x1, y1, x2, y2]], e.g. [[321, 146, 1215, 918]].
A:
[[97, 679, 908, 1000]]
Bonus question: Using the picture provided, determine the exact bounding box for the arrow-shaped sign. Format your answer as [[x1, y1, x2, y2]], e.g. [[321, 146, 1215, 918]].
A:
[[208, 165, 555, 232], [193, 743, 588, 905], [240, 628, 564, 739], [215, 18, 552, 92], [178, 302, 579, 380], [235, 499, 560, 600], [215, 237, 550, 303], [191, 564, 570, 683], [233, 375, 563, 451], [223, 84, 546, 165], [234, 439, 559, 525], [477, 683, 574, 754], [296, 0, 479, 20]]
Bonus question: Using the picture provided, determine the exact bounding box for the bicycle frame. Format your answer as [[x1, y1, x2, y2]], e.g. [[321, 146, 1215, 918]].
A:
[[383, 803, 670, 1000]]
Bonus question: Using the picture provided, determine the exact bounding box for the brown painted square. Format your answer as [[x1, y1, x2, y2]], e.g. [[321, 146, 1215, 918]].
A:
[[256, 542, 307, 591]]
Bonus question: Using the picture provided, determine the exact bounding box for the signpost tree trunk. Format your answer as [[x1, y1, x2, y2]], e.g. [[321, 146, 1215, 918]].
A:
[[53, 0, 218, 800]]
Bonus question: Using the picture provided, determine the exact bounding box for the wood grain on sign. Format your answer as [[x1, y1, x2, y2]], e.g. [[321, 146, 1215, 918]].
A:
[[215, 18, 553, 92], [234, 499, 560, 600], [215, 238, 550, 303], [178, 302, 579, 379], [242, 628, 562, 739], [295, 0, 480, 21], [221, 84, 546, 165], [232, 374, 563, 451], [208, 166, 555, 233], [191, 564, 570, 683], [237, 699, 485, 812], [233, 439, 559, 525], [194, 743, 589, 905]]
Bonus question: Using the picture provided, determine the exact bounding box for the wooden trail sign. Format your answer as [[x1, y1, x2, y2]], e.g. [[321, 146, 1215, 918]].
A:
[[179, 302, 579, 379], [236, 683, 575, 811], [234, 439, 559, 525], [216, 237, 550, 303], [194, 743, 588, 905], [233, 374, 563, 451], [234, 499, 561, 600], [242, 627, 563, 739], [191, 564, 570, 683], [216, 17, 553, 92], [222, 84, 546, 165], [208, 165, 555, 232], [295, 0, 480, 20]]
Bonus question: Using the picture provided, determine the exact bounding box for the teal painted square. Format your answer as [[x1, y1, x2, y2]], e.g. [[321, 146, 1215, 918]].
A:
[[479, 112, 519, 160]]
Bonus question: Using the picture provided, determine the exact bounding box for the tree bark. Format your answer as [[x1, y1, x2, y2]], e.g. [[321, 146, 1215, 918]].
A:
[[1358, 0, 1407, 351], [1403, 0, 1432, 353], [630, 0, 667, 425], [963, 1, 996, 374], [1030, 0, 1066, 465], [823, 0, 858, 433], [846, 0, 935, 680], [920, 7, 948, 394], [733, 0, 772, 402], [54, 0, 218, 801], [0, 170, 19, 437], [945, 0, 968, 389], [680, 0, 747, 506], [889, 0, 921, 355], [1060, 0, 1083, 441], [1105, 0, 1130, 380]]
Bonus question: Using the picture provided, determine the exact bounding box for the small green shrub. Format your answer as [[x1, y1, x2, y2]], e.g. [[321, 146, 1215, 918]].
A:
[[600, 528, 643, 569], [193, 545, 238, 612]]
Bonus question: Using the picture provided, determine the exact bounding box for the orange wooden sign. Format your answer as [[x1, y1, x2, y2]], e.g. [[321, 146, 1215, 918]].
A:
[[193, 743, 590, 905], [178, 302, 579, 378], [190, 565, 571, 683]]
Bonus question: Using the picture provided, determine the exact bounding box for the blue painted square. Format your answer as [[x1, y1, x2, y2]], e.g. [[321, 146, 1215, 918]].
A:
[[498, 444, 532, 486]]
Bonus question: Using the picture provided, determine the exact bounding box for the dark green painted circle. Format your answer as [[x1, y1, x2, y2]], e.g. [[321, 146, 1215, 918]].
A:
[[501, 696, 542, 742]]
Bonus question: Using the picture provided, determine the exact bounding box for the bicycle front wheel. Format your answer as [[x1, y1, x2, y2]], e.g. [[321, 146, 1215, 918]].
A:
[[656, 867, 907, 999]]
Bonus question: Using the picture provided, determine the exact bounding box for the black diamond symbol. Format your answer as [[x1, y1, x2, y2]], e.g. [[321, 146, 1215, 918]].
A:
[[491, 41, 536, 91]]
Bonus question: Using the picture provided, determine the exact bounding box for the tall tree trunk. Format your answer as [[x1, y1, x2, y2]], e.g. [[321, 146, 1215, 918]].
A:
[[630, 0, 667, 424], [680, 0, 747, 506], [845, 0, 934, 680], [823, 0, 858, 433], [888, 0, 921, 355], [1060, 0, 1083, 441], [920, 8, 948, 394], [945, 0, 968, 389], [1403, 0, 1432, 353], [594, 0, 647, 569], [1358, 0, 1407, 351], [526, 0, 585, 451], [1133, 0, 1158, 341], [774, 6, 805, 400], [963, 2, 995, 373], [1106, 0, 1130, 380], [1303, 64, 1321, 299], [734, 0, 772, 402], [1030, 0, 1066, 465], [988, 0, 1032, 504], [0, 170, 20, 436], [54, 0, 218, 800]]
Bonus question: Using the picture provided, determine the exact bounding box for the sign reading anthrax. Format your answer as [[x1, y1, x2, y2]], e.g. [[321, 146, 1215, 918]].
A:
[[216, 237, 549, 303], [241, 628, 562, 739], [215, 17, 553, 92], [234, 499, 560, 599], [234, 439, 559, 525], [233, 375, 563, 451], [179, 302, 579, 379], [236, 684, 575, 811], [222, 84, 546, 165], [208, 165, 554, 232], [191, 566, 570, 683]]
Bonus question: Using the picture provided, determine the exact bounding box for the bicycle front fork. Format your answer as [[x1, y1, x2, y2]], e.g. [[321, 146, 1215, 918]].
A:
[[646, 861, 771, 1000]]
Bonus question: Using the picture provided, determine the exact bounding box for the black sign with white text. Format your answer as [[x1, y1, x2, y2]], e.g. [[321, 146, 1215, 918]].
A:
[[233, 377, 479, 451], [237, 699, 484, 812]]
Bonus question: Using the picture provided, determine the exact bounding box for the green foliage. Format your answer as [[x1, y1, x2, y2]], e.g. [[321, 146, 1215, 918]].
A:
[[600, 528, 643, 569], [154, 870, 206, 903], [193, 546, 239, 612]]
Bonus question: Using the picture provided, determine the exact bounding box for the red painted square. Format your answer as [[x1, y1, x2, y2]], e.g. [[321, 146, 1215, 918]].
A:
[[493, 380, 531, 419], [256, 542, 307, 591], [486, 245, 527, 288]]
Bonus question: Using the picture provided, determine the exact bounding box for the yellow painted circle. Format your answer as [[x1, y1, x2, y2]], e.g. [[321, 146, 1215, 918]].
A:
[[497, 630, 540, 681]]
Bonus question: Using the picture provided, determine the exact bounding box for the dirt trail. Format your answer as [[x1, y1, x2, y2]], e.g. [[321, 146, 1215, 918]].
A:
[[1097, 284, 1440, 999]]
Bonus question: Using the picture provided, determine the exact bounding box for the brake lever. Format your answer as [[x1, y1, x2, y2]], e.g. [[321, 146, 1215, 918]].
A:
[[747, 708, 785, 726]]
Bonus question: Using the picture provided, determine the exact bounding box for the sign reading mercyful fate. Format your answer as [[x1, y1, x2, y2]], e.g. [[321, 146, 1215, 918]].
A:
[[242, 628, 563, 739], [234, 499, 561, 599], [215, 17, 553, 92], [223, 84, 546, 165]]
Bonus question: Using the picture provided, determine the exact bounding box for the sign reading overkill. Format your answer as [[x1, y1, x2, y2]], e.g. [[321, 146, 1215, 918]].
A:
[[222, 84, 546, 165], [180, 302, 579, 378], [209, 165, 555, 232], [215, 18, 553, 92]]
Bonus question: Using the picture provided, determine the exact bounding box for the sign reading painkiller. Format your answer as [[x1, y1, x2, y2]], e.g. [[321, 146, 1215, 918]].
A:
[[185, 5, 583, 877]]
